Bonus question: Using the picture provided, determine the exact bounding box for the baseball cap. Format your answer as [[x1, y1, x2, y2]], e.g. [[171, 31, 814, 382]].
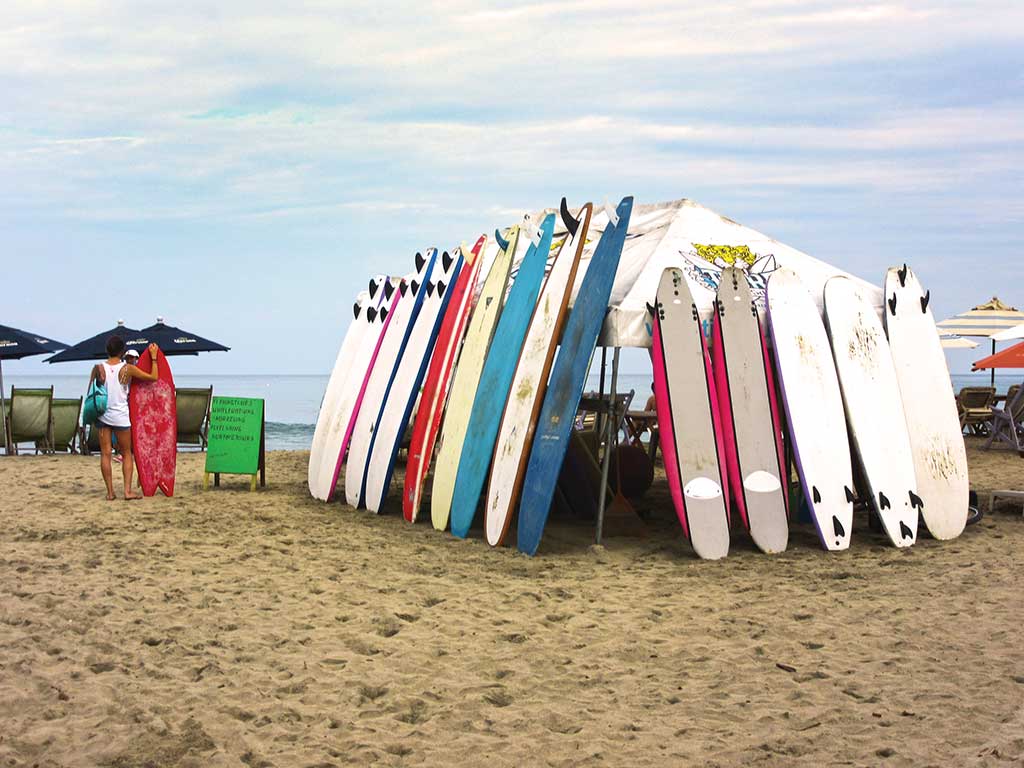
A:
[[125, 349, 140, 359]]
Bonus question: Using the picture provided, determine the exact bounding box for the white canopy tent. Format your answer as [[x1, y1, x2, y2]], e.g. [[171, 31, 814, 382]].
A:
[[502, 198, 882, 348]]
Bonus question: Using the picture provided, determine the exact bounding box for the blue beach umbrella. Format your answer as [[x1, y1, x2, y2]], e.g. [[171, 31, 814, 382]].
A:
[[137, 317, 230, 356], [44, 320, 150, 363], [0, 324, 68, 453]]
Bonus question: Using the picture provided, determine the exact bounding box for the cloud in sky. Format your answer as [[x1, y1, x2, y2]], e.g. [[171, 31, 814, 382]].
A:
[[2, 0, 1022, 375]]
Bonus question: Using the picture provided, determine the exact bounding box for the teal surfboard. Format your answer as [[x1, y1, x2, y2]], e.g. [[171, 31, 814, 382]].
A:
[[448, 213, 556, 539]]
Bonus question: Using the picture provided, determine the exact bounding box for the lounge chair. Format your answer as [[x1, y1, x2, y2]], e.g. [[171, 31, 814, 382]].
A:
[[176, 387, 213, 451], [5, 387, 54, 455], [984, 383, 1024, 454], [40, 397, 83, 454], [958, 386, 996, 435]]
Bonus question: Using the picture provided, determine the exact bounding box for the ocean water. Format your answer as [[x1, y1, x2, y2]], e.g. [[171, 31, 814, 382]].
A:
[[5, 371, 1019, 451]]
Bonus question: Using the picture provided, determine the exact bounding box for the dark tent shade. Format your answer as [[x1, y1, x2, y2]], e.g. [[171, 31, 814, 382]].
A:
[[138, 318, 230, 355], [0, 325, 68, 360], [45, 322, 151, 363], [46, 318, 229, 363]]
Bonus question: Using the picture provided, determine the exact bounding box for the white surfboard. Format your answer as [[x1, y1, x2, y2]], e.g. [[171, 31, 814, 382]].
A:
[[308, 277, 391, 501], [431, 227, 520, 531], [484, 202, 593, 546], [883, 265, 968, 540], [824, 276, 919, 547], [767, 268, 854, 551], [713, 266, 789, 554], [346, 252, 436, 508], [364, 251, 462, 513]]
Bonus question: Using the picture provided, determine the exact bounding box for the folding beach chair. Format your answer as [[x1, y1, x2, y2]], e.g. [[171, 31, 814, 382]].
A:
[[958, 386, 996, 435], [176, 386, 213, 450], [984, 382, 1024, 454], [5, 387, 54, 455], [41, 397, 83, 454]]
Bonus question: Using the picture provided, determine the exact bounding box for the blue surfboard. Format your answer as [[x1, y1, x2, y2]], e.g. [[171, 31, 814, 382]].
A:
[[449, 213, 556, 538], [352, 248, 438, 508], [363, 251, 464, 512], [517, 197, 634, 555]]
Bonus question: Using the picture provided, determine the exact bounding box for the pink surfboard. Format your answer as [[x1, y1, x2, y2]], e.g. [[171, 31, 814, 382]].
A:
[[650, 267, 730, 559], [129, 348, 176, 497]]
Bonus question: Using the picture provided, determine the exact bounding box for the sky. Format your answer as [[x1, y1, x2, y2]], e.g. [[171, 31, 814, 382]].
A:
[[3, 0, 1023, 377]]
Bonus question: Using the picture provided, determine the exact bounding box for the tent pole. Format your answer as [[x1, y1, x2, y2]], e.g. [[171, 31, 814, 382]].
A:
[[598, 347, 607, 437], [0, 359, 8, 455], [596, 346, 620, 545]]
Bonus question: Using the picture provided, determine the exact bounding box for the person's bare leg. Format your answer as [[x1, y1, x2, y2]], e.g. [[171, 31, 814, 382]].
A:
[[119, 428, 141, 499], [99, 427, 116, 500]]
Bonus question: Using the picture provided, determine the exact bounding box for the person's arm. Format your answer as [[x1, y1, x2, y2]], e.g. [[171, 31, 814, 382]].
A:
[[125, 343, 160, 382], [89, 364, 104, 386]]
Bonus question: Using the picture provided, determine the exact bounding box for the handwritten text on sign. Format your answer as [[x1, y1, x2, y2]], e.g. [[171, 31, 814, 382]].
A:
[[205, 396, 264, 475]]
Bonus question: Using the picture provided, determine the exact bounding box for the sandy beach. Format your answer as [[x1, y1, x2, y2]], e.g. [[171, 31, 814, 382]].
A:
[[1, 440, 1022, 767]]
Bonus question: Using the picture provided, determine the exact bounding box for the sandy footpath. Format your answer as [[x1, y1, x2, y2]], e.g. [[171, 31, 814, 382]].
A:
[[1, 440, 1022, 767]]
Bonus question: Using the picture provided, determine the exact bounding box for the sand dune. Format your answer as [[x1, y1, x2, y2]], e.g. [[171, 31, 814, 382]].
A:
[[1, 440, 1022, 766]]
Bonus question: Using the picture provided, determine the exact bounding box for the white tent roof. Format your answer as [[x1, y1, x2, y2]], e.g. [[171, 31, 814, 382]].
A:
[[502, 198, 881, 348]]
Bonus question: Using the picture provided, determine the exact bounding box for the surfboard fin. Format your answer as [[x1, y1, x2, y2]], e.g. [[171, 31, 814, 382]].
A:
[[832, 515, 845, 539], [384, 280, 395, 300], [369, 279, 378, 299], [367, 307, 378, 323], [495, 228, 509, 253], [400, 281, 409, 297], [878, 491, 891, 510], [888, 293, 897, 315], [560, 197, 579, 237], [380, 308, 388, 321], [898, 264, 908, 287], [844, 486, 855, 504], [812, 486, 821, 504], [425, 282, 434, 297], [414, 251, 426, 272], [909, 490, 924, 510], [646, 301, 655, 316], [437, 280, 446, 295], [920, 291, 930, 313], [353, 302, 361, 319], [442, 250, 453, 272], [899, 520, 913, 540]]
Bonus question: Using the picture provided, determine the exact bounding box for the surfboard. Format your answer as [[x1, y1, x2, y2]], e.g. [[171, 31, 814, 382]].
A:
[[484, 200, 593, 546], [711, 266, 789, 554], [823, 275, 919, 547], [767, 268, 854, 551], [883, 265, 968, 540], [308, 277, 392, 501], [650, 267, 731, 560], [517, 197, 634, 556], [449, 213, 556, 539], [345, 250, 437, 508], [363, 250, 463, 513], [404, 236, 486, 523], [430, 227, 520, 531], [129, 347, 177, 497]]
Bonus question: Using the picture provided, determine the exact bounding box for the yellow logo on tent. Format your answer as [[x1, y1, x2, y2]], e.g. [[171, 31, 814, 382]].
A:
[[692, 244, 757, 267]]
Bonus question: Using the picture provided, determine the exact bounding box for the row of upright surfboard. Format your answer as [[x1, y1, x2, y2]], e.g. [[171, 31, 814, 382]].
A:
[[308, 197, 635, 556], [651, 262, 969, 559]]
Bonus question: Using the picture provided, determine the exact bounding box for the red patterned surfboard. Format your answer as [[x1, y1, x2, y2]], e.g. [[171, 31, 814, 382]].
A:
[[130, 348, 177, 497]]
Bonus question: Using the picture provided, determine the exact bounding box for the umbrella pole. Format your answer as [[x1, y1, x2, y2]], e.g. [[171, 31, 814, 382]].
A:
[[0, 359, 8, 455], [992, 339, 996, 388]]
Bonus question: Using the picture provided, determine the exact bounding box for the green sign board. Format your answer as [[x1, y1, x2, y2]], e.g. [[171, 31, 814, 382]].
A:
[[204, 397, 265, 484]]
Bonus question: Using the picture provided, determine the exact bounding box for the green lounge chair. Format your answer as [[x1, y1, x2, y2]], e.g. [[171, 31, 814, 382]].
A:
[[40, 397, 83, 454], [176, 386, 213, 450], [957, 386, 996, 435], [5, 387, 54, 455]]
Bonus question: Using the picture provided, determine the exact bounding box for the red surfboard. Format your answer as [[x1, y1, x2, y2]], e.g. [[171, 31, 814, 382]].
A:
[[402, 235, 486, 522], [129, 348, 177, 497]]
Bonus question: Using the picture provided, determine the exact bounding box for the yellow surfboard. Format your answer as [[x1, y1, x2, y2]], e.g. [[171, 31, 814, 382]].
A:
[[431, 226, 520, 530]]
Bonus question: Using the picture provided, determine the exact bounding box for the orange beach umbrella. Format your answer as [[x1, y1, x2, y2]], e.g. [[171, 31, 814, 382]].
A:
[[973, 340, 1024, 371]]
